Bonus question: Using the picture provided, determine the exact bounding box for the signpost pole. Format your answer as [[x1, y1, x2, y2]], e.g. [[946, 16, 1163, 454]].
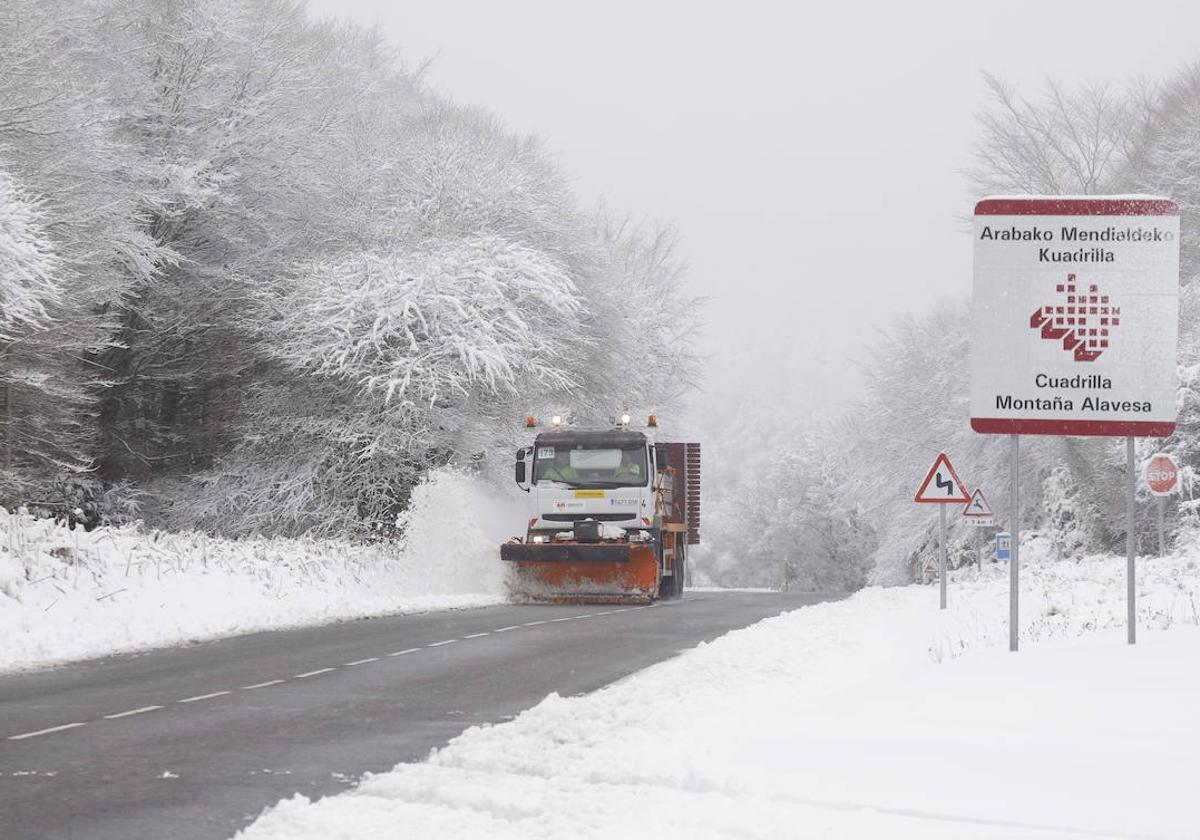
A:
[[1157, 496, 1165, 557], [1009, 433, 1020, 653], [939, 504, 948, 610], [1127, 436, 1137, 645]]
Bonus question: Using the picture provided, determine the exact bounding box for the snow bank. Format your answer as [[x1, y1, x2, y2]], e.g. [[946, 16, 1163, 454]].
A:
[[929, 533, 1200, 662], [0, 468, 515, 673], [238, 546, 1200, 840]]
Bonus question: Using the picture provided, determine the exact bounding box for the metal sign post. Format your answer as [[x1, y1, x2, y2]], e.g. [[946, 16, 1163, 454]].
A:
[[938, 505, 948, 609], [1158, 497, 1166, 557], [1010, 434, 1020, 652], [1126, 437, 1136, 645]]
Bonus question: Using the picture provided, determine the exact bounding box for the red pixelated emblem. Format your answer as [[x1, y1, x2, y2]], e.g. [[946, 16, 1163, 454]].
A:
[[1029, 274, 1118, 361]]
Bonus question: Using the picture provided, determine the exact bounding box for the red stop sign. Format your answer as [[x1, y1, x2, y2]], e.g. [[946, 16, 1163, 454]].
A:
[[1144, 454, 1180, 496]]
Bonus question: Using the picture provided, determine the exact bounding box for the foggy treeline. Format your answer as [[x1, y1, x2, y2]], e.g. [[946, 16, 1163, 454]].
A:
[[700, 69, 1200, 589], [0, 0, 699, 536]]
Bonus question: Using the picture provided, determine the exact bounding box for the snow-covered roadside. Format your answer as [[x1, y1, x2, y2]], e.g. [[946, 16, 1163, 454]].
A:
[[238, 546, 1200, 840], [0, 469, 515, 673]]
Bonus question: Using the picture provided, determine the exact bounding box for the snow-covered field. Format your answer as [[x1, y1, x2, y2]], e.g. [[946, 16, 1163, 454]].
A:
[[238, 539, 1200, 840], [0, 469, 516, 673]]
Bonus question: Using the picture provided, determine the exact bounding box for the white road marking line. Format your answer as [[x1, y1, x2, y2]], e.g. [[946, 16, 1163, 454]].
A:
[[8, 722, 87, 740], [242, 679, 285, 690], [493, 625, 520, 632], [594, 610, 614, 616], [293, 668, 335, 679], [343, 657, 379, 666], [427, 639, 457, 647], [577, 614, 595, 618], [387, 648, 420, 657], [103, 705, 163, 720], [463, 632, 490, 639], [550, 617, 574, 623], [523, 620, 548, 626], [177, 690, 231, 704]]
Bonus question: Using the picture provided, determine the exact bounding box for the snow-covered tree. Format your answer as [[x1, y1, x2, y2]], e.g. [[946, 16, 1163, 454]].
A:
[[970, 73, 1153, 197], [0, 0, 700, 536], [0, 171, 59, 339], [276, 238, 585, 408]]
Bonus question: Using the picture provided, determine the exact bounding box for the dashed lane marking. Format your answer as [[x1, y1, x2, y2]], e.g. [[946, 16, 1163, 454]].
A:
[[177, 691, 231, 704], [8, 722, 88, 740], [293, 668, 335, 679], [103, 705, 163, 720], [8, 720, 87, 739], [5, 605, 657, 742], [241, 679, 285, 690]]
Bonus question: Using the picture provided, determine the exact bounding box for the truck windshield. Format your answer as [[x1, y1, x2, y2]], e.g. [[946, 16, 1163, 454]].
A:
[[533, 444, 648, 488]]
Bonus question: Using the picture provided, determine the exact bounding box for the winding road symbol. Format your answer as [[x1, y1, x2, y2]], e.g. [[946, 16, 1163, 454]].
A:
[[914, 453, 971, 504]]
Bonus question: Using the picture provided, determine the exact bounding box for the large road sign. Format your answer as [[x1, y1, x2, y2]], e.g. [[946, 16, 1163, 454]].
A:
[[971, 197, 1180, 437], [914, 453, 970, 503], [1144, 453, 1180, 496]]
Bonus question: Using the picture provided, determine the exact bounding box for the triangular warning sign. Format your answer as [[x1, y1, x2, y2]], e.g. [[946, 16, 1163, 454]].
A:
[[914, 453, 971, 504], [962, 488, 994, 518]]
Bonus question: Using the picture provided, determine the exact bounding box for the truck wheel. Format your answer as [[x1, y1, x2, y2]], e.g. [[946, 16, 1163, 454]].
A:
[[656, 536, 674, 601], [672, 541, 687, 599]]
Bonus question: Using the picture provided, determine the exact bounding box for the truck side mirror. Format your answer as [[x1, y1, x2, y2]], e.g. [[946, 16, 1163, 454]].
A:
[[514, 447, 532, 492]]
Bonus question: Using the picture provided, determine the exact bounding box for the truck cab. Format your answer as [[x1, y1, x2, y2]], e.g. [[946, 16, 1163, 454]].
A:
[[516, 428, 656, 542]]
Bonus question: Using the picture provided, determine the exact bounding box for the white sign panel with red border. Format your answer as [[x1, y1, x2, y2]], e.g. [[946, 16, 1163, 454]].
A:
[[971, 197, 1179, 437], [962, 488, 996, 526], [1143, 453, 1180, 496], [914, 453, 971, 504]]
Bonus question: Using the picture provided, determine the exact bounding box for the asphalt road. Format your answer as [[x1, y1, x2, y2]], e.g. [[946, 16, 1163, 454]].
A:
[[0, 591, 833, 840]]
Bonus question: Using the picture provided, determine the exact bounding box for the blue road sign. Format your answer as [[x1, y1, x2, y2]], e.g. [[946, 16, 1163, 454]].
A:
[[996, 532, 1011, 561]]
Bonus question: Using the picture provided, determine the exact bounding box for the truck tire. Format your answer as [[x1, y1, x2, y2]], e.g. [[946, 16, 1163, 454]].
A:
[[657, 538, 685, 601], [672, 541, 687, 599]]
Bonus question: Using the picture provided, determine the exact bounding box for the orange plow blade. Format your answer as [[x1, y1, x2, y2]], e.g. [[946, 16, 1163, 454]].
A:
[[500, 542, 660, 603]]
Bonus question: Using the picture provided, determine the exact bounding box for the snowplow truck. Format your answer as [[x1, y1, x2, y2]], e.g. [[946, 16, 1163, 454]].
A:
[[502, 423, 700, 603]]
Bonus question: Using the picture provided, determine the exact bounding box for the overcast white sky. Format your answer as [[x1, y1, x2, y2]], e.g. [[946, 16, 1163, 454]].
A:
[[308, 0, 1200, 417]]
